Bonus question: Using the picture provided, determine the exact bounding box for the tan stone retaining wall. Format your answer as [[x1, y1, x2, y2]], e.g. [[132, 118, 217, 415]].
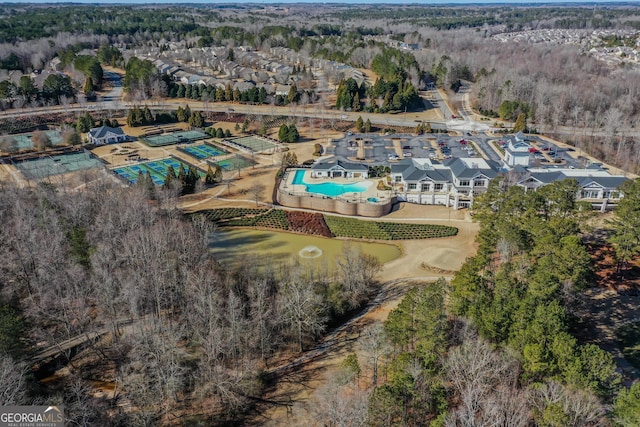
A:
[[277, 189, 395, 217]]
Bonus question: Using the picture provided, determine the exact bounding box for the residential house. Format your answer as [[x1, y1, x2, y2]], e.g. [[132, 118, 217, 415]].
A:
[[88, 126, 127, 145], [516, 167, 628, 211]]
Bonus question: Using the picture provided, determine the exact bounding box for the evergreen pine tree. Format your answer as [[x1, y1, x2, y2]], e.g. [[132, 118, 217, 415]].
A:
[[288, 124, 300, 143], [514, 113, 527, 133], [143, 106, 154, 125], [278, 124, 289, 142]]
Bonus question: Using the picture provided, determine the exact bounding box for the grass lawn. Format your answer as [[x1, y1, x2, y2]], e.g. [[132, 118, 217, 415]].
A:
[[617, 322, 640, 369]]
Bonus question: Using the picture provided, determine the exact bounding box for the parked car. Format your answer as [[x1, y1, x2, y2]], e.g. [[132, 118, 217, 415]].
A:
[[403, 152, 413, 157], [402, 145, 411, 149], [459, 139, 467, 145], [528, 147, 540, 153]]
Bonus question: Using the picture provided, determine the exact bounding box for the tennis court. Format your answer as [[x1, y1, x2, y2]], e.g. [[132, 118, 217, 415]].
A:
[[15, 151, 103, 180], [213, 156, 255, 171], [180, 143, 227, 160], [141, 129, 209, 147], [8, 131, 64, 151], [112, 157, 205, 185], [227, 136, 280, 153]]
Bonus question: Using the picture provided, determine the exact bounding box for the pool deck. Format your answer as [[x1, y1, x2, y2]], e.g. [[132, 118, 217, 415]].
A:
[[278, 169, 395, 217], [284, 169, 390, 202]]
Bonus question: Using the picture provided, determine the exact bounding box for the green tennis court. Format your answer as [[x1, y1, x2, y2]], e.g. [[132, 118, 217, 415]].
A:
[[112, 157, 205, 185], [15, 151, 103, 180], [213, 156, 255, 171], [141, 130, 209, 147], [5, 131, 64, 151], [227, 136, 280, 153]]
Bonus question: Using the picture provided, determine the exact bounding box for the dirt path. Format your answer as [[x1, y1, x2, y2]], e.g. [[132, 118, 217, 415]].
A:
[[248, 205, 478, 425], [250, 278, 444, 426], [578, 288, 640, 381]]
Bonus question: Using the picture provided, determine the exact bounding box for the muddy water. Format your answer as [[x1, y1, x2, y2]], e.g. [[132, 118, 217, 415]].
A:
[[209, 228, 402, 268]]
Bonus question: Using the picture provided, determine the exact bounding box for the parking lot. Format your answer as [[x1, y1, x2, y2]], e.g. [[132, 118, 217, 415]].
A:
[[327, 132, 586, 170], [329, 133, 489, 166]]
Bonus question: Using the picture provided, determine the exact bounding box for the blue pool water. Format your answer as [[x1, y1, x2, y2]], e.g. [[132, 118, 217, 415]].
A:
[[292, 169, 369, 197]]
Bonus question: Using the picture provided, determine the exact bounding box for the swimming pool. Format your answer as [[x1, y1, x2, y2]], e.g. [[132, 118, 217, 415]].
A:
[[292, 169, 370, 197]]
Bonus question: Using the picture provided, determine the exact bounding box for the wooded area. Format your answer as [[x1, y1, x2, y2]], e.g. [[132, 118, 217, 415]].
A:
[[0, 180, 383, 424], [0, 2, 640, 425]]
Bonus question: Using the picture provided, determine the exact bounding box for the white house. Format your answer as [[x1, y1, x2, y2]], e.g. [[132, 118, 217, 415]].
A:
[[311, 159, 369, 179], [391, 157, 499, 209], [516, 167, 628, 212], [88, 126, 127, 145], [504, 132, 531, 168]]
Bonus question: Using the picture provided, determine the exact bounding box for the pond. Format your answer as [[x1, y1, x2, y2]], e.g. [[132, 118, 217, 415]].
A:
[[209, 228, 402, 267]]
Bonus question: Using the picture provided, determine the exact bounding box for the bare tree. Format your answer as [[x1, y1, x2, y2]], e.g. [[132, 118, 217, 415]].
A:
[[0, 135, 18, 153], [531, 381, 606, 427], [336, 244, 382, 310], [249, 182, 266, 207], [359, 324, 388, 387], [445, 334, 522, 426], [278, 266, 326, 352], [0, 355, 28, 405], [31, 130, 51, 151], [304, 378, 370, 427]]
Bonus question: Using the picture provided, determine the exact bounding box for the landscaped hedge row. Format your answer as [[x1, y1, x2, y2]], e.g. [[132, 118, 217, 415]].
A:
[[194, 208, 458, 240], [225, 209, 288, 229], [200, 208, 269, 222], [323, 215, 458, 240]]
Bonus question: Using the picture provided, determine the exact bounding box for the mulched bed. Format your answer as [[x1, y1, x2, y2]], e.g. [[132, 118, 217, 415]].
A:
[[285, 210, 334, 237]]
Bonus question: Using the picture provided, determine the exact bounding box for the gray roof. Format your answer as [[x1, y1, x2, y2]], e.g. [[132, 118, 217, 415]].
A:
[[444, 158, 498, 179], [528, 171, 564, 184], [393, 159, 450, 182], [390, 159, 413, 174], [526, 171, 628, 189], [577, 176, 628, 189], [88, 126, 125, 139], [311, 159, 368, 172]]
